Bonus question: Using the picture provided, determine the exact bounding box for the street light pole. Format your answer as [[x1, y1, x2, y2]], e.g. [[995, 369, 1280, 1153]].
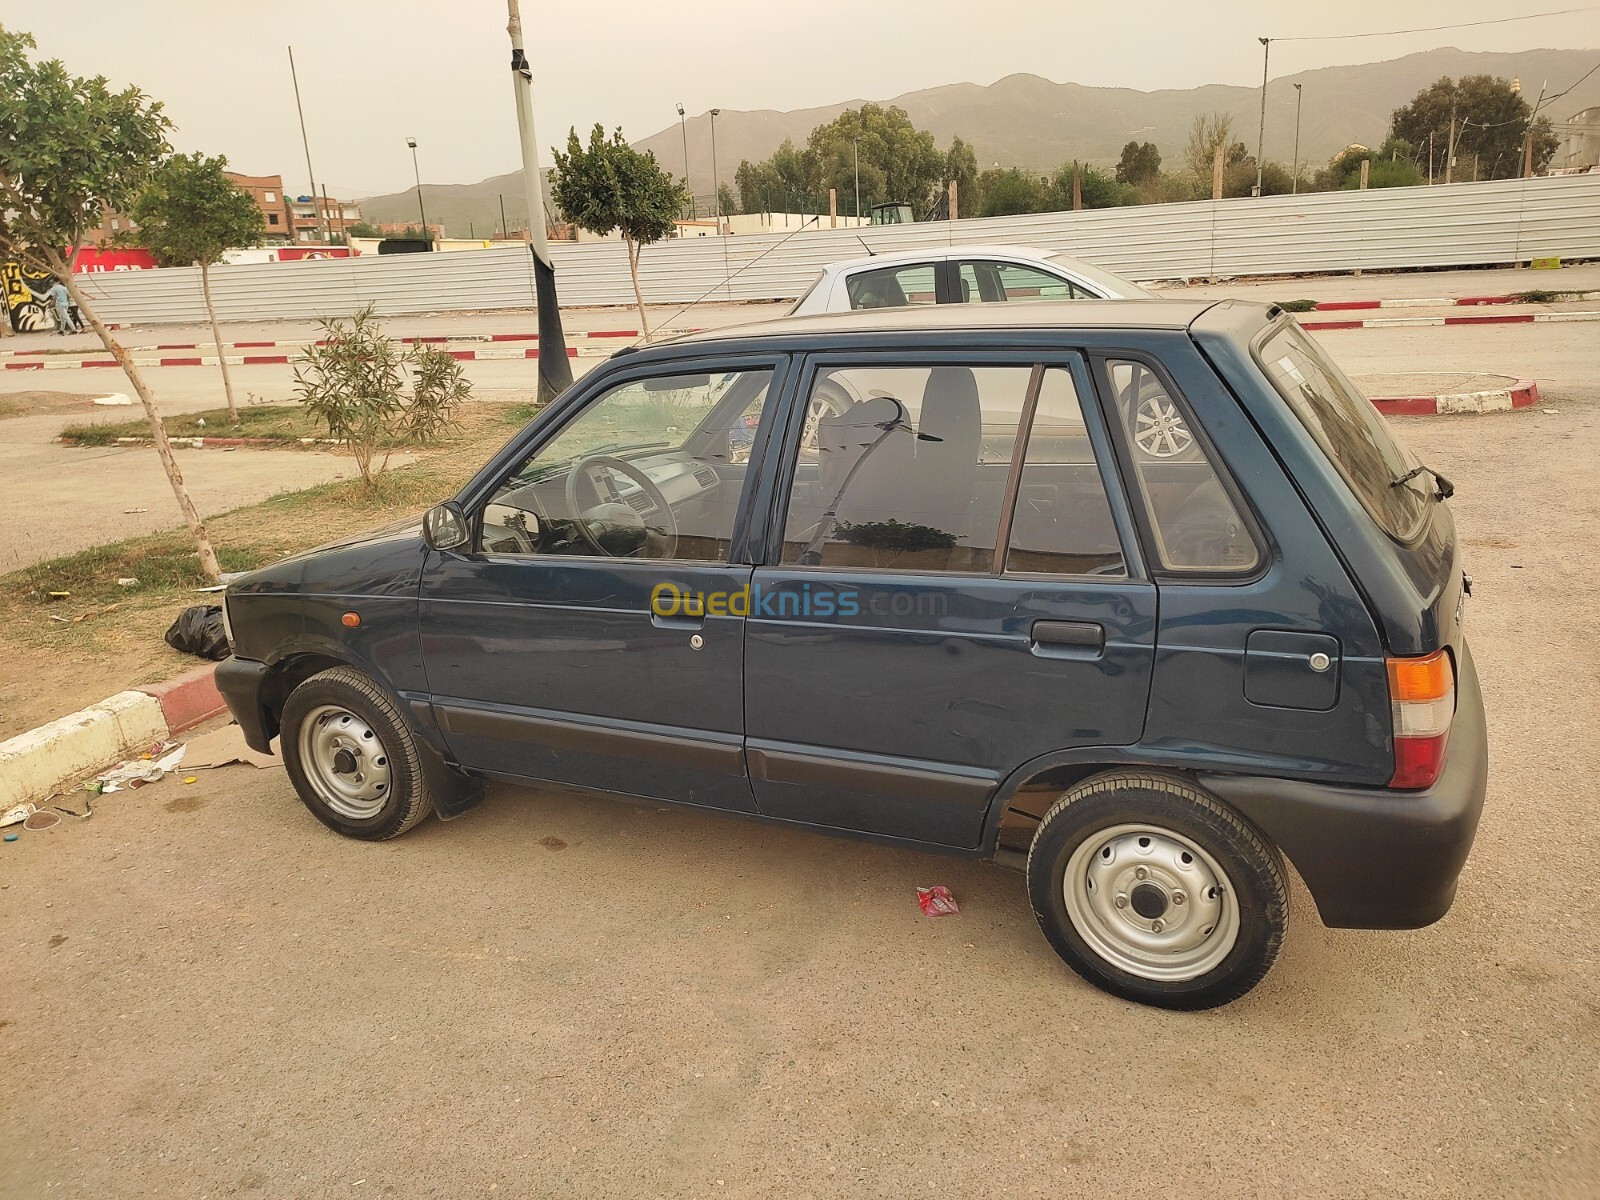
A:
[[506, 0, 573, 400], [709, 108, 722, 234], [676, 102, 695, 219], [287, 46, 329, 243], [1291, 83, 1303, 195], [1254, 36, 1270, 197], [406, 138, 429, 241]]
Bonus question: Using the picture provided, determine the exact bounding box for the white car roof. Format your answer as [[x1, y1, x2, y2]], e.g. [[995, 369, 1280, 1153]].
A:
[[820, 243, 1056, 274]]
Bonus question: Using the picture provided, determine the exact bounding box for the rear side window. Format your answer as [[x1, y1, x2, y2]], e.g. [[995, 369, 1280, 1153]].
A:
[[1257, 324, 1426, 542], [845, 263, 938, 310], [1106, 360, 1259, 573]]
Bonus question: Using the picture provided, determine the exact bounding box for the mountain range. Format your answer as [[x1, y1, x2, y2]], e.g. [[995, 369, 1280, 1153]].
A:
[[357, 46, 1600, 236]]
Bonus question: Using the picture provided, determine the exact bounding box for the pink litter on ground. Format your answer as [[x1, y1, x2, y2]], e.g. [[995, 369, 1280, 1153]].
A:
[[917, 886, 960, 917]]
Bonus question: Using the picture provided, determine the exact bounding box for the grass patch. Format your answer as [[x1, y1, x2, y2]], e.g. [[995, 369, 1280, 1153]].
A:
[[59, 404, 325, 446], [2, 532, 276, 609], [0, 397, 21, 420], [504, 402, 542, 426], [1514, 289, 1565, 304], [1275, 298, 1320, 313]]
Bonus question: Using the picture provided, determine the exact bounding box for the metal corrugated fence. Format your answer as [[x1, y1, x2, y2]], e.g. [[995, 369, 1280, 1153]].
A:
[[74, 174, 1600, 325]]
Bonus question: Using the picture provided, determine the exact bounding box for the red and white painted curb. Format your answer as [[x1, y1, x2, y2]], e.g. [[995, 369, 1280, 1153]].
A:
[[1308, 290, 1600, 312], [1369, 378, 1540, 416], [2, 344, 627, 371], [1301, 310, 1600, 332], [0, 663, 227, 806], [0, 326, 686, 363]]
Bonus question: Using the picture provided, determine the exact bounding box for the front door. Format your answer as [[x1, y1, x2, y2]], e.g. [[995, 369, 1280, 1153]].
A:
[[745, 353, 1157, 848], [418, 359, 784, 811]]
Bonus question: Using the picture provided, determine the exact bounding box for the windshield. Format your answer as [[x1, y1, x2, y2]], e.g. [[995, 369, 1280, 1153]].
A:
[[1256, 323, 1430, 542], [1044, 254, 1158, 299]]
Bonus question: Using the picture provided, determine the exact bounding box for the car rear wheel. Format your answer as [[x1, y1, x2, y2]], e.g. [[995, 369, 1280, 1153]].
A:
[[1026, 771, 1288, 1010], [280, 666, 434, 840]]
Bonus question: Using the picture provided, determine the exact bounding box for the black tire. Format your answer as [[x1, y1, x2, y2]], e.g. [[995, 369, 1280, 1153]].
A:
[[279, 666, 434, 841], [1025, 771, 1288, 1010]]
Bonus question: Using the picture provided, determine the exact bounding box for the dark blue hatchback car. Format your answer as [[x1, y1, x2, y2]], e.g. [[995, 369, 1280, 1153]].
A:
[[218, 300, 1487, 1009]]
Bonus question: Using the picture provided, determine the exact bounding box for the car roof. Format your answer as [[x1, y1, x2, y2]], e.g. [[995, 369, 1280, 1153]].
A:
[[657, 299, 1225, 349], [820, 243, 1057, 273]]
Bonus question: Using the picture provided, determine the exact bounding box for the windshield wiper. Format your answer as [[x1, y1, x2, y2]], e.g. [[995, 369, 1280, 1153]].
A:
[[1390, 463, 1455, 500]]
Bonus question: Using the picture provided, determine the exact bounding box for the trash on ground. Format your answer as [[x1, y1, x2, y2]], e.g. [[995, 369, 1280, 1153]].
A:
[[47, 591, 70, 600], [122, 507, 148, 514], [94, 743, 185, 793], [71, 603, 117, 624], [3, 832, 18, 843], [917, 885, 960, 917], [184, 723, 279, 770], [1542, 408, 1560, 414], [22, 810, 61, 832], [2, 802, 37, 828], [116, 577, 139, 587], [91, 392, 132, 406], [163, 604, 229, 660]]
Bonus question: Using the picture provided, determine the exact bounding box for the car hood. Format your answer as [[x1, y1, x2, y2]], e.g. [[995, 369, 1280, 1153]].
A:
[[231, 514, 428, 597]]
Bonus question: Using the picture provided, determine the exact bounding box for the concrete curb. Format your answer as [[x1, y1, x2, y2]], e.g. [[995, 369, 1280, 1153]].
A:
[[0, 664, 226, 806], [1301, 310, 1600, 332], [1370, 378, 1540, 416]]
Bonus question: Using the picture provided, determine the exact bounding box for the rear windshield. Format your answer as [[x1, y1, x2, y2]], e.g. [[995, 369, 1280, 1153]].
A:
[[788, 272, 824, 314], [1256, 323, 1429, 542]]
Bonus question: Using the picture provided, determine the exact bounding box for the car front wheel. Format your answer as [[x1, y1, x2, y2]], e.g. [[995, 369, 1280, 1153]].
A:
[[1026, 771, 1288, 1010], [280, 666, 434, 841]]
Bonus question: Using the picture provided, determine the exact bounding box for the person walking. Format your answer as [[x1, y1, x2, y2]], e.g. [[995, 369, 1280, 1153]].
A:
[[45, 278, 82, 335]]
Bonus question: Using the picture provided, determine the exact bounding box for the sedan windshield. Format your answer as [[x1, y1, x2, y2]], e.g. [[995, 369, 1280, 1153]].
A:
[[1044, 255, 1157, 299]]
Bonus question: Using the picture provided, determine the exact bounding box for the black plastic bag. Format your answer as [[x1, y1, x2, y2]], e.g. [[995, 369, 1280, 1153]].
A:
[[164, 604, 230, 661]]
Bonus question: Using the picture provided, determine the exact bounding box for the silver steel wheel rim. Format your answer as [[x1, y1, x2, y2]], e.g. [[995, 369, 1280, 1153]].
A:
[[1133, 394, 1194, 458], [1063, 823, 1241, 982], [800, 391, 846, 452], [297, 704, 393, 820]]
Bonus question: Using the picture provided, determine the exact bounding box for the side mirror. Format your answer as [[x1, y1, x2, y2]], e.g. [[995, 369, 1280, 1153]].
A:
[[422, 502, 471, 552]]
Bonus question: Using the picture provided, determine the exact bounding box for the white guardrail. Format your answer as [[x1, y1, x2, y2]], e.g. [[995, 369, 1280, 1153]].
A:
[[72, 174, 1600, 325]]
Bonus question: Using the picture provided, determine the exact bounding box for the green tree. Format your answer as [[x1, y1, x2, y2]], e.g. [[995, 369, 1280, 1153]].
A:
[[550, 124, 689, 341], [1115, 141, 1161, 188], [716, 182, 737, 218], [1390, 74, 1558, 181], [808, 104, 945, 215], [345, 220, 383, 239], [945, 136, 980, 218], [132, 152, 265, 423], [1183, 111, 1237, 187], [735, 158, 781, 214], [1051, 163, 1139, 209], [0, 25, 222, 581], [978, 167, 1049, 217]]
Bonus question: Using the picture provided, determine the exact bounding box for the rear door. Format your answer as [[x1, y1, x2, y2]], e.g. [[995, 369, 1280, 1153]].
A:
[[743, 350, 1156, 848]]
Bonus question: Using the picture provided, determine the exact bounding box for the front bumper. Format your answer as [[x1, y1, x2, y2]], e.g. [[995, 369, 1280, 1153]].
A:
[[1200, 642, 1489, 929], [215, 656, 275, 753]]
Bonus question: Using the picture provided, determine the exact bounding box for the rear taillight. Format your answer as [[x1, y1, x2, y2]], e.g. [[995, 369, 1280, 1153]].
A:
[[1387, 649, 1454, 789]]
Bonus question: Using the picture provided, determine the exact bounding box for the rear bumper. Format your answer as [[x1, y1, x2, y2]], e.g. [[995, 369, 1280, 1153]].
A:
[[1201, 643, 1488, 929], [215, 656, 275, 753]]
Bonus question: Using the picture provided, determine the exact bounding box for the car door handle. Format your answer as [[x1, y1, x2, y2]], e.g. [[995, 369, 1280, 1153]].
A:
[[1030, 620, 1104, 654], [651, 611, 704, 631]]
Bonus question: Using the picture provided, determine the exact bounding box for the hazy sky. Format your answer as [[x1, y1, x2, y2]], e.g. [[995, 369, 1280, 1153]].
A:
[[10, 0, 1598, 196]]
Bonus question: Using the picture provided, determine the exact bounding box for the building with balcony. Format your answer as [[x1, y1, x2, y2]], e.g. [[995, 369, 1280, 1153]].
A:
[[287, 195, 364, 244], [224, 171, 291, 243]]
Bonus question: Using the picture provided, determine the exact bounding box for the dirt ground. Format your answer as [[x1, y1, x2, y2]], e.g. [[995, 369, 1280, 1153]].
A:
[[2, 383, 1596, 1197]]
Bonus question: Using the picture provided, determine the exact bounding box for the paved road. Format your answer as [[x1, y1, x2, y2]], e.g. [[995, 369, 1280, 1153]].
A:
[[3, 377, 1598, 1199]]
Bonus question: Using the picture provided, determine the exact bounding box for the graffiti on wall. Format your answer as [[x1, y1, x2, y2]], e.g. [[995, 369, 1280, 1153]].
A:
[[2, 260, 60, 332]]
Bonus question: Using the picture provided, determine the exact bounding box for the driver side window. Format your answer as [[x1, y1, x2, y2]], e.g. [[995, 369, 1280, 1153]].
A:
[[481, 368, 772, 563]]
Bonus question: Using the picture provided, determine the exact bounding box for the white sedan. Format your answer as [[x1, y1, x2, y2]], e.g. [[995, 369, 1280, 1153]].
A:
[[788, 244, 1156, 315]]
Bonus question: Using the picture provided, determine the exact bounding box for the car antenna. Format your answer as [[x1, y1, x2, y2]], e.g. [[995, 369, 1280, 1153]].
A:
[[639, 216, 821, 344], [855, 235, 876, 257]]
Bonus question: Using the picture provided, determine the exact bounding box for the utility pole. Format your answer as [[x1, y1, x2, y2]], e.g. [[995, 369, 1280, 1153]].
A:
[[1254, 36, 1269, 197], [499, 193, 508, 239], [506, 0, 573, 400], [1523, 80, 1548, 178], [676, 103, 695, 219], [287, 46, 329, 243], [406, 138, 429, 241], [853, 138, 861, 222], [1291, 83, 1303, 195], [709, 108, 723, 234], [1446, 105, 1458, 184]]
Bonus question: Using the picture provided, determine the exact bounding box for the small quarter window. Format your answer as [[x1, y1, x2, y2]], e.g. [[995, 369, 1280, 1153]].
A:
[[844, 263, 938, 310], [1106, 360, 1258, 573]]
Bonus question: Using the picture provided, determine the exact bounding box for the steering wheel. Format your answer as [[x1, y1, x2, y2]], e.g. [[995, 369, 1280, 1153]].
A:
[[563, 455, 679, 558]]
